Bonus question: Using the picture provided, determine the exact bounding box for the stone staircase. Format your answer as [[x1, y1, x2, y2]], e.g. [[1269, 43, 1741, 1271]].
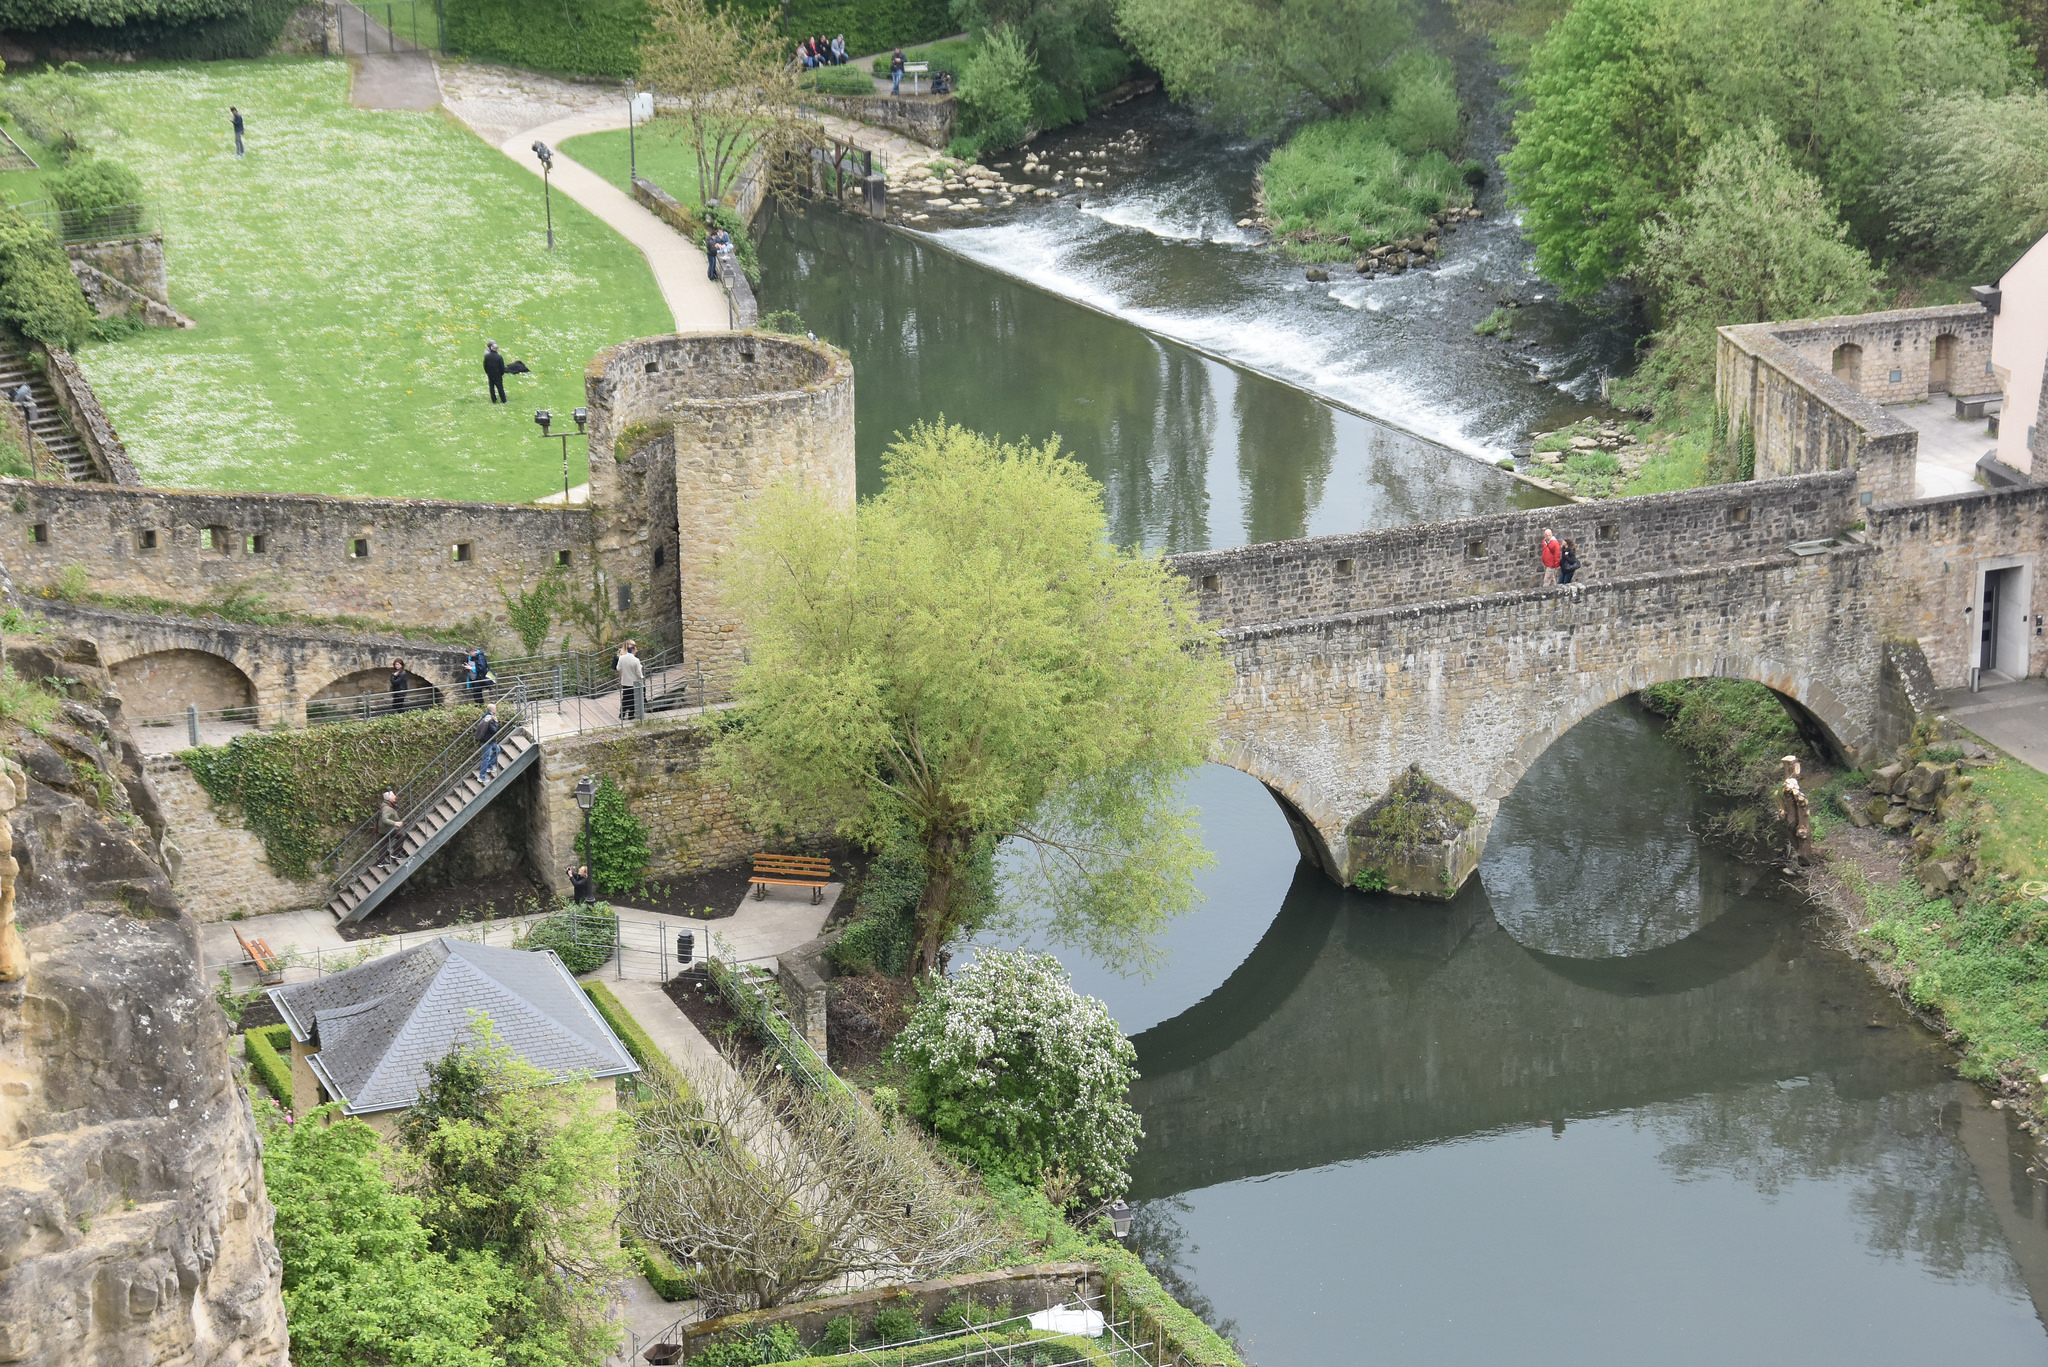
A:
[[0, 344, 91, 480], [325, 724, 540, 925]]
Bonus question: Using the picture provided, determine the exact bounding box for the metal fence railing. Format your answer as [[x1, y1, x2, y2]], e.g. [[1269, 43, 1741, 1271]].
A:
[[703, 928, 844, 1096], [334, 0, 442, 53], [13, 200, 156, 245]]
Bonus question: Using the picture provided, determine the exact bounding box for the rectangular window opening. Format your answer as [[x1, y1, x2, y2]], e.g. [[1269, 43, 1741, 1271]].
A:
[[201, 525, 231, 553], [1889, 368, 1903, 383], [1596, 523, 1617, 542], [617, 583, 633, 611], [555, 549, 572, 567], [1727, 506, 1751, 525], [29, 522, 47, 544], [1199, 573, 1219, 592], [350, 537, 370, 559], [137, 528, 158, 551], [452, 542, 473, 563], [1334, 558, 1354, 578], [1466, 538, 1487, 561], [245, 534, 266, 554], [644, 360, 660, 375], [653, 544, 666, 570]]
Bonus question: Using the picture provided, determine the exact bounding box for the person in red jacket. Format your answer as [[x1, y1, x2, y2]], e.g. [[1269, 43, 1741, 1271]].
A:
[[1540, 528, 1563, 585]]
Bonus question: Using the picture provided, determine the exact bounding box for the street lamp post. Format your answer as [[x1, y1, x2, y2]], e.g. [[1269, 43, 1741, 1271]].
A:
[[574, 776, 596, 882], [627, 80, 637, 182], [533, 406, 589, 503], [532, 139, 555, 249]]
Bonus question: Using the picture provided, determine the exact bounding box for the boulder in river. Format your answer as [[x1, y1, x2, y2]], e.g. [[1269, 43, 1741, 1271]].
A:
[[1305, 268, 1330, 282]]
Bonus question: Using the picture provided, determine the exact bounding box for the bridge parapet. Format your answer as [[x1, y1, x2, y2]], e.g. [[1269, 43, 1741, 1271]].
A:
[[1168, 471, 1860, 630]]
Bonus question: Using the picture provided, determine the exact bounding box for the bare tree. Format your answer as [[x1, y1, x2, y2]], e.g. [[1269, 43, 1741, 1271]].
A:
[[627, 1061, 1000, 1313], [637, 0, 823, 212]]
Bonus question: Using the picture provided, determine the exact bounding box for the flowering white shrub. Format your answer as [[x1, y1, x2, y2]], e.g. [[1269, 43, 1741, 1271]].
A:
[[889, 949, 1140, 1205]]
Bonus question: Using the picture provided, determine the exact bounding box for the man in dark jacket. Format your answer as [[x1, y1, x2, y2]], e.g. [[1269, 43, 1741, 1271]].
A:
[[484, 341, 507, 404], [475, 703, 501, 783], [568, 864, 597, 904], [230, 106, 245, 157], [389, 659, 409, 713]]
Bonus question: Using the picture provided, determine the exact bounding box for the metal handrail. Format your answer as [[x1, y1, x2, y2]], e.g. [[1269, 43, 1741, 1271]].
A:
[[317, 681, 530, 890], [705, 929, 845, 1096]]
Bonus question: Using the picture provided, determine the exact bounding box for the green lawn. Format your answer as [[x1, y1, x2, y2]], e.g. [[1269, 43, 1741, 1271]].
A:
[[561, 122, 708, 207], [70, 59, 670, 502]]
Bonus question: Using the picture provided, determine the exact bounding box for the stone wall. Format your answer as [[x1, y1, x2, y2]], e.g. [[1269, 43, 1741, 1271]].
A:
[[1717, 321, 1919, 503], [802, 92, 956, 148], [1, 479, 586, 637], [148, 757, 321, 921], [70, 260, 192, 330], [1213, 545, 1894, 891], [583, 333, 855, 668], [114, 645, 257, 715], [44, 347, 140, 485], [1171, 470, 1859, 629], [1867, 483, 2048, 688], [632, 175, 705, 241], [68, 235, 170, 306], [531, 714, 760, 896], [1767, 303, 1996, 403]]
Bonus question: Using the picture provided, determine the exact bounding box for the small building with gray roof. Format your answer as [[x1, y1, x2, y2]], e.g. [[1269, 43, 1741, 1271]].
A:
[[267, 936, 639, 1134]]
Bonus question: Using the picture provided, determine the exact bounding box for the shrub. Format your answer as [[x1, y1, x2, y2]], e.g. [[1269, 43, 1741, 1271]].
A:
[[519, 902, 618, 974], [870, 1305, 922, 1343], [444, 0, 649, 76], [890, 949, 1139, 1205], [634, 1237, 695, 1300], [0, 201, 93, 350], [245, 1023, 294, 1104], [47, 157, 144, 240], [953, 27, 1038, 154], [1260, 112, 1470, 257], [579, 778, 650, 894], [758, 309, 808, 336], [803, 66, 875, 96], [829, 838, 923, 978]]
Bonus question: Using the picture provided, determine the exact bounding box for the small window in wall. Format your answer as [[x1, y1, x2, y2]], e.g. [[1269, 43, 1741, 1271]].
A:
[[451, 542, 473, 563], [653, 544, 666, 570], [201, 525, 231, 553], [245, 534, 266, 554], [350, 537, 370, 559], [617, 583, 633, 611], [555, 549, 572, 567], [29, 522, 47, 544], [198, 527, 215, 550], [1200, 574, 1219, 592], [137, 528, 159, 551], [1466, 538, 1488, 561], [1334, 557, 1354, 577], [1597, 523, 1617, 542], [644, 360, 660, 375], [1889, 368, 1903, 383], [1728, 506, 1751, 524]]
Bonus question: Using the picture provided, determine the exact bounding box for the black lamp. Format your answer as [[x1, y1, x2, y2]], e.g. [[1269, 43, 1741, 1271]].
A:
[[573, 406, 589, 431], [574, 776, 595, 874], [532, 140, 556, 249], [534, 409, 552, 435]]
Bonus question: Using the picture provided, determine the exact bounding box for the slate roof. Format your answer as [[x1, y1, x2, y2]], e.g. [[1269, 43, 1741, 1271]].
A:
[[267, 937, 639, 1116]]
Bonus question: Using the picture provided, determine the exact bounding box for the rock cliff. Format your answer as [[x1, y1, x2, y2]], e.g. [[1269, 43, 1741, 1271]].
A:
[[0, 636, 287, 1367]]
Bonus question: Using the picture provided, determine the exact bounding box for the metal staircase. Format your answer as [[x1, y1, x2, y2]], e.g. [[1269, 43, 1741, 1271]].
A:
[[0, 343, 91, 480], [320, 690, 540, 925]]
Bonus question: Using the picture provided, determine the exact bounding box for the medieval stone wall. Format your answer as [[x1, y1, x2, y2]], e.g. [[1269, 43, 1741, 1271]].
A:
[[0, 479, 585, 639], [1770, 303, 1996, 403], [1172, 471, 1859, 629], [148, 757, 319, 921], [1867, 483, 2048, 688]]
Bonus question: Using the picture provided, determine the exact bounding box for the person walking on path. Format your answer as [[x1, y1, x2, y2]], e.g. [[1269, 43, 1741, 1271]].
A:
[[891, 47, 906, 94], [1558, 537, 1580, 585], [229, 106, 245, 157], [1539, 528, 1562, 586], [568, 864, 597, 904], [616, 639, 644, 721], [388, 659, 409, 714], [475, 703, 501, 783], [377, 791, 404, 867], [484, 341, 507, 404]]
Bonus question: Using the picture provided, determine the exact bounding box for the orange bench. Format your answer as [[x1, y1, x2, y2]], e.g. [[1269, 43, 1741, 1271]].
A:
[[749, 853, 834, 903], [234, 927, 285, 985]]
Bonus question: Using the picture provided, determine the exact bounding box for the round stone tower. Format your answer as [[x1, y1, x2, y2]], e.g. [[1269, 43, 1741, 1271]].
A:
[[584, 332, 855, 668]]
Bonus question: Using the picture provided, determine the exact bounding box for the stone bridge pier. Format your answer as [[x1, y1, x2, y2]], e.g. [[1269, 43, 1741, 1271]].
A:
[[1169, 474, 1917, 897]]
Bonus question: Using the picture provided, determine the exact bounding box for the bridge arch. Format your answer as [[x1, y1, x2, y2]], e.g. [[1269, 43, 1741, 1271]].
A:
[[109, 648, 257, 719]]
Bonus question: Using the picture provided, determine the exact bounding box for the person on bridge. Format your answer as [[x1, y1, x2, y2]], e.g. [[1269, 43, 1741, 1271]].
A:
[[1558, 537, 1580, 585], [1539, 528, 1562, 585], [484, 341, 508, 404], [229, 106, 244, 157], [617, 640, 644, 721], [389, 658, 409, 713], [378, 791, 403, 867], [475, 703, 501, 783], [465, 645, 492, 699]]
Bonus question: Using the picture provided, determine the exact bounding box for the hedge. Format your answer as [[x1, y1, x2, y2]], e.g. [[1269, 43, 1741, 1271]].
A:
[[6, 0, 300, 59], [581, 980, 684, 1085], [441, 0, 953, 79], [245, 1023, 293, 1106], [721, 1329, 1097, 1367], [635, 1236, 697, 1300]]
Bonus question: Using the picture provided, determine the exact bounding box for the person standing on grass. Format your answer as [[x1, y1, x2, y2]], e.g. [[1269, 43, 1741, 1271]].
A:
[[475, 703, 501, 783], [616, 639, 644, 721], [891, 47, 906, 95], [1539, 527, 1562, 586], [230, 106, 245, 157], [378, 791, 403, 867], [484, 341, 507, 404]]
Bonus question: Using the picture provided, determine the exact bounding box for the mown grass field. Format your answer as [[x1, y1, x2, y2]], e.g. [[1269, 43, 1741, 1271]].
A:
[[560, 123, 709, 207], [71, 59, 670, 502]]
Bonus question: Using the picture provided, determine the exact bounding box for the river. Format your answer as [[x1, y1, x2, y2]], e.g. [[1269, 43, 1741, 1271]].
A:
[[751, 81, 2048, 1365]]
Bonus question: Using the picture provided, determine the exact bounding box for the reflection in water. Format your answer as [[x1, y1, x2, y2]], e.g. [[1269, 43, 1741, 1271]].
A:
[[1058, 701, 2048, 1364], [754, 208, 1557, 553]]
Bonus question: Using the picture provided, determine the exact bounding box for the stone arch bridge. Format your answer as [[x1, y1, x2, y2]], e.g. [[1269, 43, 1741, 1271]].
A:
[[1163, 469, 1997, 896]]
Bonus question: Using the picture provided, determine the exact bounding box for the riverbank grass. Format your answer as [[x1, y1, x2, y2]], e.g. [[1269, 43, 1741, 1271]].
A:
[[1261, 113, 1473, 262], [70, 59, 670, 502]]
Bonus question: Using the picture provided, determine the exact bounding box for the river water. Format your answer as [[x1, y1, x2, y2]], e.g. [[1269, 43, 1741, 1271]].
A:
[[752, 86, 2048, 1364]]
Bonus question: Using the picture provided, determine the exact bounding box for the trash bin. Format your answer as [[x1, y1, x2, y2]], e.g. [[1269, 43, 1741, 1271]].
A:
[[676, 930, 694, 966]]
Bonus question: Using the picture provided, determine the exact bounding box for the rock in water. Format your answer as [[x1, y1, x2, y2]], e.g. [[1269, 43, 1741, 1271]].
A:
[[0, 637, 288, 1367], [1305, 268, 1330, 282]]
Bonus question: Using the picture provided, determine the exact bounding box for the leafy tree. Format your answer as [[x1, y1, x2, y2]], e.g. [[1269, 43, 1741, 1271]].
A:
[[1504, 0, 2027, 298], [0, 62, 103, 162], [955, 26, 1040, 152], [890, 949, 1141, 1205], [398, 1017, 632, 1367], [952, 0, 1131, 132], [1637, 124, 1880, 385], [1114, 0, 1423, 133], [1882, 89, 2048, 280], [0, 200, 93, 351], [714, 422, 1230, 977], [637, 0, 820, 211], [260, 1100, 515, 1367]]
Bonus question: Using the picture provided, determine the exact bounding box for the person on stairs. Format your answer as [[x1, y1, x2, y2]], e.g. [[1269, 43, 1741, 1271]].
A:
[[378, 791, 403, 867], [476, 703, 501, 783]]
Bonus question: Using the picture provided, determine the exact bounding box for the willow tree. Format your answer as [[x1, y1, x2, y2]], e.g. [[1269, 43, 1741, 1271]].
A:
[[715, 422, 1231, 977]]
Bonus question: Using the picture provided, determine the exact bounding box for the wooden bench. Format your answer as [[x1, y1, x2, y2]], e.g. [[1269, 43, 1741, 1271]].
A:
[[750, 853, 834, 903], [234, 927, 285, 985]]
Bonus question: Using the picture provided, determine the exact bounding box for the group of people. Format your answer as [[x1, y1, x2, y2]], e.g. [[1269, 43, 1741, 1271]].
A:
[[704, 225, 734, 282], [799, 34, 848, 68], [1539, 528, 1582, 585]]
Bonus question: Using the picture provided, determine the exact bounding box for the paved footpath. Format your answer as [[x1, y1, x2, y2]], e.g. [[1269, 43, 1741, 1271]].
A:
[[1942, 678, 2048, 776]]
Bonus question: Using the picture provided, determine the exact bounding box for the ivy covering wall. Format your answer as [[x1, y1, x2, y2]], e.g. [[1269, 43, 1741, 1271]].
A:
[[182, 707, 486, 881], [441, 0, 953, 79]]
